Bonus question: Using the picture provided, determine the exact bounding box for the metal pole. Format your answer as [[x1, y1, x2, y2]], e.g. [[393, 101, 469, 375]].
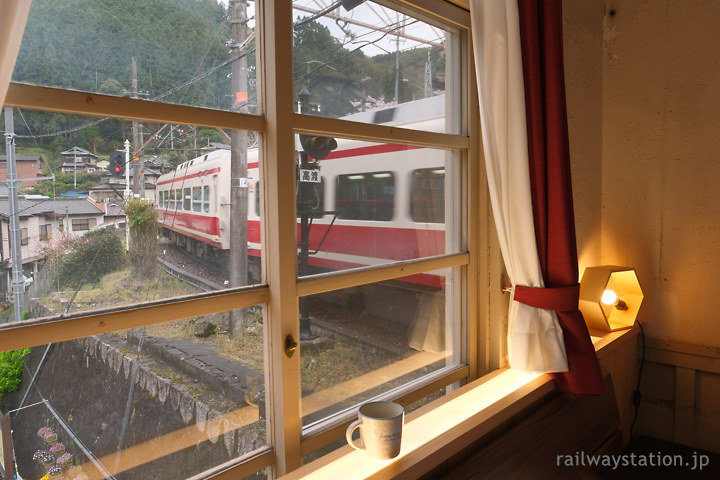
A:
[[4, 107, 25, 323], [297, 93, 315, 340], [298, 151, 314, 340], [124, 139, 131, 252]]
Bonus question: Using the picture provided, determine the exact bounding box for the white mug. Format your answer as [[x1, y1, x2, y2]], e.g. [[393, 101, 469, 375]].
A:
[[346, 401, 404, 459]]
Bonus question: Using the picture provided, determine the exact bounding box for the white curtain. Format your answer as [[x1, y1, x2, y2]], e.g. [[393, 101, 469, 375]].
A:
[[470, 0, 568, 372]]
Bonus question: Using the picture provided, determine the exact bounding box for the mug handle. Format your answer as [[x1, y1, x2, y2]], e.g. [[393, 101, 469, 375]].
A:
[[346, 419, 364, 450]]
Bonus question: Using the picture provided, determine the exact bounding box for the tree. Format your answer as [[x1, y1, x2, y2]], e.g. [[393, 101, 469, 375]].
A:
[[0, 348, 31, 397], [124, 198, 158, 278], [293, 18, 375, 117], [45, 229, 126, 288]]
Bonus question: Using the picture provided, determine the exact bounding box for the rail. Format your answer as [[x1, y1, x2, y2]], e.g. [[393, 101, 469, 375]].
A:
[[157, 257, 224, 292]]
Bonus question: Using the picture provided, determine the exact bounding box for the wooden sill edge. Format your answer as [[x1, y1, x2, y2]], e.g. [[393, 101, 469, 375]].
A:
[[278, 326, 638, 480]]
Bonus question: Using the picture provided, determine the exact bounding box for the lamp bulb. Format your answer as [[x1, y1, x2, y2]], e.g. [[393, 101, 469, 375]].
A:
[[601, 289, 617, 306], [601, 289, 628, 311]]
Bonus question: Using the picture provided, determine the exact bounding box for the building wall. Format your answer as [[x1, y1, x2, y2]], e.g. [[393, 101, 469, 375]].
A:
[[601, 0, 720, 347], [0, 158, 44, 186], [564, 0, 720, 453]]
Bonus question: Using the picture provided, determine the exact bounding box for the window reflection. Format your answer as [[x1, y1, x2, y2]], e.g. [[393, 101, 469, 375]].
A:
[[336, 172, 395, 221]]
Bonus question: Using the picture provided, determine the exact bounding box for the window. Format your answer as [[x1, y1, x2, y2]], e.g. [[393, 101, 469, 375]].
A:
[[2, 1, 480, 478], [336, 171, 395, 221], [203, 185, 210, 213], [71, 218, 96, 231], [39, 223, 51, 241], [411, 167, 445, 223], [183, 187, 191, 211], [20, 227, 28, 245], [192, 186, 202, 212]]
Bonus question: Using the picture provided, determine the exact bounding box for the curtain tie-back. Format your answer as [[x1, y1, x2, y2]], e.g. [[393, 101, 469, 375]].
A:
[[513, 284, 580, 312]]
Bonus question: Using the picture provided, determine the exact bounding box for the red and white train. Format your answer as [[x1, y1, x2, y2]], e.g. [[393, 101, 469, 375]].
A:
[[156, 96, 454, 288]]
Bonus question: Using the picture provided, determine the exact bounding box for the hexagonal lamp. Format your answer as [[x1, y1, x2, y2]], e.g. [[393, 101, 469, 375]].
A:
[[579, 266, 644, 332]]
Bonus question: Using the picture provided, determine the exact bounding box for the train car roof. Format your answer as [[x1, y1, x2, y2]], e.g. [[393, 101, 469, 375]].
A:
[[341, 94, 445, 126]]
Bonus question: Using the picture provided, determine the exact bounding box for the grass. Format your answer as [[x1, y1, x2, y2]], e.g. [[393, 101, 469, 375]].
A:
[[36, 264, 407, 398]]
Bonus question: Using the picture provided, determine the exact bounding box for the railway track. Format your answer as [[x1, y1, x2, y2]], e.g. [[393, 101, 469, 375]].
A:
[[157, 243, 228, 292]]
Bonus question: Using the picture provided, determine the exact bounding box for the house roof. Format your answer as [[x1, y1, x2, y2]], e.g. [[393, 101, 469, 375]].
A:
[[105, 203, 126, 217], [0, 195, 104, 218], [60, 146, 97, 159], [0, 154, 44, 162]]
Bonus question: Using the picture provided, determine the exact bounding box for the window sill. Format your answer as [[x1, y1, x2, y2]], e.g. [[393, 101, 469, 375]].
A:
[[279, 327, 638, 480]]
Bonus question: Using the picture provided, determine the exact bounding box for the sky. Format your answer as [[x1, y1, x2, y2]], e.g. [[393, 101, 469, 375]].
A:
[[219, 0, 447, 57]]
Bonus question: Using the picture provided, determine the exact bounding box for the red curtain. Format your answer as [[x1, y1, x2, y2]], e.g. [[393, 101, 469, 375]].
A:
[[515, 0, 605, 394]]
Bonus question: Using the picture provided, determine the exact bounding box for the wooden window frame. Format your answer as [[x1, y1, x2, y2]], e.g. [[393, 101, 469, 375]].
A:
[[0, 0, 496, 477]]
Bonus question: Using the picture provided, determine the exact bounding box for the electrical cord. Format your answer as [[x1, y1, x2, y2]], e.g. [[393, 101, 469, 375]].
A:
[[629, 319, 646, 443]]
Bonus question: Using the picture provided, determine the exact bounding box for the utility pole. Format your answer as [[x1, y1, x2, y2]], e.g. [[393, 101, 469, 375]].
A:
[[4, 107, 25, 323], [131, 57, 144, 198], [424, 49, 432, 98], [228, 0, 249, 335], [394, 13, 401, 103]]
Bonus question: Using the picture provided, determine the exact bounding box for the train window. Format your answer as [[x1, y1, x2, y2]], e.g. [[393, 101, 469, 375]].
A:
[[410, 168, 445, 223], [336, 172, 395, 221], [203, 185, 210, 213], [192, 187, 202, 212], [183, 188, 191, 211], [175, 189, 182, 210], [168, 190, 175, 210]]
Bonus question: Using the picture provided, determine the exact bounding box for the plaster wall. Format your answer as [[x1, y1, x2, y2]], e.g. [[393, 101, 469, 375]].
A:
[[562, 0, 605, 273], [601, 0, 720, 346]]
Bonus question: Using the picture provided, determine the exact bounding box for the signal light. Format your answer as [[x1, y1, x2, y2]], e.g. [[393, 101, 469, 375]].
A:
[[110, 150, 125, 178], [299, 134, 337, 160]]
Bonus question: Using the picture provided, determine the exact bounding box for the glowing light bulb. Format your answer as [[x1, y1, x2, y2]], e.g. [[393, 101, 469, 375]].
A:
[[601, 289, 627, 310], [601, 289, 617, 305]]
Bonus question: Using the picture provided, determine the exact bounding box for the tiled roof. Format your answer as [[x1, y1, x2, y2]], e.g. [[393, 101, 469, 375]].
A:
[[0, 154, 44, 162], [60, 146, 97, 158], [105, 203, 126, 216], [0, 196, 104, 218]]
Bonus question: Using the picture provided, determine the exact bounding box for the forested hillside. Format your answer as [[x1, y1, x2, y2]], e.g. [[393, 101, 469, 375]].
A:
[[5, 0, 444, 181]]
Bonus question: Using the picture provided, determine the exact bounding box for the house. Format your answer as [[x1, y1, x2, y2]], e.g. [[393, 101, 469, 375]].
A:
[[0, 153, 44, 186], [89, 171, 157, 204], [59, 146, 99, 174], [0, 186, 105, 298], [1, 1, 719, 479]]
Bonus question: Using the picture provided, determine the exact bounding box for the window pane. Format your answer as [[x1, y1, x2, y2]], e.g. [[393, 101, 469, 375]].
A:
[[410, 167, 445, 223], [1, 110, 262, 322], [300, 270, 460, 427], [10, 306, 268, 479], [292, 0, 461, 134], [336, 171, 395, 221], [13, 0, 261, 114], [295, 137, 460, 277]]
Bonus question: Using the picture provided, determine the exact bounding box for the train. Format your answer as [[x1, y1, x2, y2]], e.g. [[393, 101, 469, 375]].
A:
[[156, 95, 453, 289]]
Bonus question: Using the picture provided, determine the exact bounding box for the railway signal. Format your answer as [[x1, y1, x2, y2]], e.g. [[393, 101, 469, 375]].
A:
[[110, 150, 125, 178], [299, 134, 337, 160]]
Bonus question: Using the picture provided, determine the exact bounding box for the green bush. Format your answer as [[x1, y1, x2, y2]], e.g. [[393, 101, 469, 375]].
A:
[[124, 198, 158, 279], [57, 229, 126, 287], [0, 348, 31, 396]]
